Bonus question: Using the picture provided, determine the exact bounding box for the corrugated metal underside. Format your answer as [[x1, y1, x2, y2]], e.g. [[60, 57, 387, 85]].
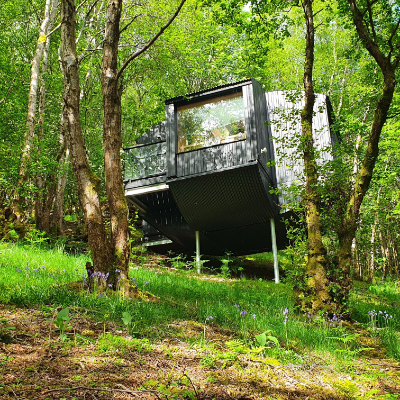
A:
[[169, 163, 275, 232], [164, 162, 284, 255]]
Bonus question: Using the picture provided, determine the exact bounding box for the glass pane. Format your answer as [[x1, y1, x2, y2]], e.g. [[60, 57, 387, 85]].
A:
[[177, 91, 246, 153], [124, 142, 166, 180]]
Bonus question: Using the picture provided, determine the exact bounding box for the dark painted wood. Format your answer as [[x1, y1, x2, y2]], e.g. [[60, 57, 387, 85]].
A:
[[166, 79, 251, 105], [251, 79, 277, 186], [176, 140, 247, 177], [166, 103, 177, 178], [133, 121, 166, 146], [125, 174, 166, 190], [242, 84, 258, 162]]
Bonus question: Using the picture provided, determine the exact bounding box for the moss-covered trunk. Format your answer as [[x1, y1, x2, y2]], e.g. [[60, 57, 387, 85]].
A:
[[101, 0, 131, 293], [61, 0, 114, 281], [296, 0, 333, 313]]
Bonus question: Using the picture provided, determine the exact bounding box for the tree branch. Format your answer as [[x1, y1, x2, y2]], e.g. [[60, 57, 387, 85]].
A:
[[366, 0, 378, 44], [116, 0, 187, 80], [386, 110, 400, 120], [388, 16, 400, 60], [360, 0, 379, 17], [347, 0, 388, 72], [119, 14, 142, 35], [76, 0, 90, 12]]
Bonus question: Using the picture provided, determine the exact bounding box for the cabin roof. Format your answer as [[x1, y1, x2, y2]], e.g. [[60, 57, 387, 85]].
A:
[[165, 79, 253, 105]]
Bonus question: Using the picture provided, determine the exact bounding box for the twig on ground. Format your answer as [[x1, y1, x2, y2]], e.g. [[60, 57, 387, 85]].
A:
[[183, 372, 199, 400], [11, 388, 19, 400]]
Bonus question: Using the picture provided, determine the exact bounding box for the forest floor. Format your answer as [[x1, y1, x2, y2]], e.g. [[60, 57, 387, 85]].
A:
[[1, 302, 400, 400], [0, 243, 400, 399]]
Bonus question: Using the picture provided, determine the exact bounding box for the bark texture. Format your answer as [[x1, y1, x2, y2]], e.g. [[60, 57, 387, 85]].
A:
[[336, 0, 399, 303], [35, 1, 58, 232], [298, 0, 332, 313], [61, 0, 114, 277], [15, 0, 57, 218], [101, 0, 131, 290]]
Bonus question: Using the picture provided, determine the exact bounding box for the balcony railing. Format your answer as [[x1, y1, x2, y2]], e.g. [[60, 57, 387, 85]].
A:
[[124, 142, 166, 181]]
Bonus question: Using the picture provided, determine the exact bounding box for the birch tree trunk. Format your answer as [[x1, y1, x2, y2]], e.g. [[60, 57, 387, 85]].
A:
[[35, 0, 59, 232], [15, 0, 57, 218]]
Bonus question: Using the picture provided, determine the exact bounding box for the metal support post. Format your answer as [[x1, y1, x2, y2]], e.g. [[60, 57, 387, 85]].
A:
[[270, 218, 279, 283], [195, 230, 201, 273]]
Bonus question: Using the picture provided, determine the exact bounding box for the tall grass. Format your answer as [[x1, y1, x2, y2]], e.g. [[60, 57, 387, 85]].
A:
[[1, 242, 399, 361]]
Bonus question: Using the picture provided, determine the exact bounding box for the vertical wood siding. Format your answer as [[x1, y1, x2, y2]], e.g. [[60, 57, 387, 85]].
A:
[[265, 91, 335, 210]]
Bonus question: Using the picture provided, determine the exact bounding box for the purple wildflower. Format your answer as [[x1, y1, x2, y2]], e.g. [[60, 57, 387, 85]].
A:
[[115, 269, 121, 273], [283, 308, 289, 325], [131, 277, 137, 287], [144, 281, 149, 287], [240, 310, 247, 317], [252, 314, 256, 320], [108, 284, 113, 288], [206, 316, 213, 321]]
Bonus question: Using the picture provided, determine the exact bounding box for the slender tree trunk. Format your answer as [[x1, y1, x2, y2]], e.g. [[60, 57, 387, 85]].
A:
[[15, 0, 56, 218], [297, 0, 331, 313], [369, 216, 377, 283], [61, 0, 114, 280], [101, 0, 131, 290], [50, 139, 69, 236], [35, 0, 59, 232], [379, 226, 388, 280]]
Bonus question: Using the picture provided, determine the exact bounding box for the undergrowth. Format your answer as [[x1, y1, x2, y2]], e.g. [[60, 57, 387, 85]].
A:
[[0, 241, 399, 365]]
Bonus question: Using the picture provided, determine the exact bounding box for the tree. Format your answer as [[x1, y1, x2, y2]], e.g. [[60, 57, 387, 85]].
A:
[[61, 0, 186, 291]]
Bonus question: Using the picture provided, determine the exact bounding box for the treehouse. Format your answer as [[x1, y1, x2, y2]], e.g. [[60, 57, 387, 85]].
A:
[[124, 79, 336, 262]]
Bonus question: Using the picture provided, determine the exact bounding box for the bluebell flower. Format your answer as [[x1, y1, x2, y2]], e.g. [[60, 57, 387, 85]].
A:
[[240, 310, 247, 317]]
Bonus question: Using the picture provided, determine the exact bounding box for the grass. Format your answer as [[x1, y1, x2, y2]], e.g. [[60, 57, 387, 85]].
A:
[[1, 241, 400, 399]]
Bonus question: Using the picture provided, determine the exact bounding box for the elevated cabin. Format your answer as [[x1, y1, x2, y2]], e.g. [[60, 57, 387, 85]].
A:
[[124, 79, 336, 257]]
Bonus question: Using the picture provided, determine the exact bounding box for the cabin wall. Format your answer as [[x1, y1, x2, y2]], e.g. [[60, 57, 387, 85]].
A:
[[251, 79, 276, 187], [175, 140, 247, 177], [135, 121, 166, 145], [265, 91, 335, 209], [168, 81, 259, 179]]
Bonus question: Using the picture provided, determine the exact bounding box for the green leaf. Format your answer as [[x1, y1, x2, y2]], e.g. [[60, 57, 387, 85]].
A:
[[122, 311, 133, 326]]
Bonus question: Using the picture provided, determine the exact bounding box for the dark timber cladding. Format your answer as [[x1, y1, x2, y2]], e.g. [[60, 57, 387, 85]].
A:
[[123, 79, 335, 256]]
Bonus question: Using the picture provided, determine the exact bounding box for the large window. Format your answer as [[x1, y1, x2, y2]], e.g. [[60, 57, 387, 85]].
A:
[[177, 91, 246, 153]]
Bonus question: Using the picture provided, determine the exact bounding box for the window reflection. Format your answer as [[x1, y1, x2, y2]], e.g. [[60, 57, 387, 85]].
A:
[[124, 142, 166, 180], [177, 91, 246, 153]]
